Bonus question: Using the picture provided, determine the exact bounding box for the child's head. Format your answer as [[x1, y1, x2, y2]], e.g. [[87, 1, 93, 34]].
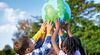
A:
[[62, 37, 79, 55], [13, 35, 35, 55]]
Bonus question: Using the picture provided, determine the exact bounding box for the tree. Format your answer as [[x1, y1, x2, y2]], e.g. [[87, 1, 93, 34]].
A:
[[3, 45, 12, 55], [67, 0, 100, 55], [0, 51, 3, 55]]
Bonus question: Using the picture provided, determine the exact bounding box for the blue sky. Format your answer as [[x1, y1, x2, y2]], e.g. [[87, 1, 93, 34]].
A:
[[0, 0, 100, 50], [0, 0, 46, 16], [0, 0, 46, 50]]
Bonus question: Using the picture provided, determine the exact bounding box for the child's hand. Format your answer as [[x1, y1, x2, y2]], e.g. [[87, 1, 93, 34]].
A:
[[47, 22, 52, 34], [62, 23, 68, 31], [55, 20, 60, 30], [40, 22, 47, 32]]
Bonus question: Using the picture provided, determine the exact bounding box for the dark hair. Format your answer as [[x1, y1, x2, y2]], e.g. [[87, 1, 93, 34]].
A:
[[14, 35, 29, 55], [64, 37, 85, 55], [73, 37, 86, 55], [63, 37, 79, 55]]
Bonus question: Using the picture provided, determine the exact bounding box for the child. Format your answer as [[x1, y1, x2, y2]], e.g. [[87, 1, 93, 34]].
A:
[[51, 20, 81, 55], [62, 23, 85, 55], [14, 22, 52, 55]]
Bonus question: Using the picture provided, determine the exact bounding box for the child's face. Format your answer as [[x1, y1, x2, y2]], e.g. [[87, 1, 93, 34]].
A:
[[14, 38, 35, 54], [13, 40, 22, 52], [25, 39, 35, 54]]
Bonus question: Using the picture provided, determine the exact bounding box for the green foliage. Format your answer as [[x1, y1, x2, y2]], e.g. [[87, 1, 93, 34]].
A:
[[28, 22, 40, 38], [0, 45, 16, 55], [67, 0, 100, 54]]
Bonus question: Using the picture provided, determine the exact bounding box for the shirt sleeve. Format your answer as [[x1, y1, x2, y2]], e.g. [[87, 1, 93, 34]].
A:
[[31, 35, 51, 55], [32, 29, 45, 42], [58, 35, 65, 49], [60, 35, 65, 41]]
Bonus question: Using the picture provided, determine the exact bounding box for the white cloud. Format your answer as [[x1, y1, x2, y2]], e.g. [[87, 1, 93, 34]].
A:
[[4, 8, 28, 23], [0, 2, 29, 23], [0, 24, 17, 32], [0, 24, 17, 50], [0, 2, 29, 50], [4, 8, 17, 22], [0, 2, 9, 10], [19, 11, 27, 19], [4, 8, 27, 22]]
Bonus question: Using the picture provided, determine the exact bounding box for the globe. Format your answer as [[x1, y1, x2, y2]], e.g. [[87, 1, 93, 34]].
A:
[[42, 0, 71, 22]]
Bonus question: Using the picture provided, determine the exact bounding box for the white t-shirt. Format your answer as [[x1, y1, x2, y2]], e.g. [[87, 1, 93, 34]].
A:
[[58, 50, 67, 55], [58, 50, 81, 55]]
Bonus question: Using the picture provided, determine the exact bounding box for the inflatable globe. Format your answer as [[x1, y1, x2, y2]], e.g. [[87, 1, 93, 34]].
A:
[[42, 0, 71, 22]]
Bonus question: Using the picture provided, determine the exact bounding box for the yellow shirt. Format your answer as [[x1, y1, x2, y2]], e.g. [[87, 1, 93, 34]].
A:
[[32, 29, 45, 42]]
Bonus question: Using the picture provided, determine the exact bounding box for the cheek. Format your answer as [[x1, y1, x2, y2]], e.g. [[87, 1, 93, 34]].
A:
[[31, 44, 34, 48], [14, 44, 18, 49], [14, 44, 20, 52], [29, 43, 35, 50]]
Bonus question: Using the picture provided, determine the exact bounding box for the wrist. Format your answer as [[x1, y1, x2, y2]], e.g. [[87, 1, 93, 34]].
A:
[[47, 31, 51, 34], [46, 34, 52, 36], [59, 34, 63, 36], [55, 28, 59, 31], [47, 29, 52, 34], [51, 38, 55, 42]]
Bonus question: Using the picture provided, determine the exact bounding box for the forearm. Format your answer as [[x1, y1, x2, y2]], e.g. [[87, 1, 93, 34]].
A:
[[67, 28, 73, 37], [59, 28, 63, 36], [51, 29, 60, 54], [51, 39, 60, 54], [58, 28, 65, 41], [64, 25, 73, 37]]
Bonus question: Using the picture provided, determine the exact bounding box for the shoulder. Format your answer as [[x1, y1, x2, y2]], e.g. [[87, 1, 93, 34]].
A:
[[74, 50, 81, 55]]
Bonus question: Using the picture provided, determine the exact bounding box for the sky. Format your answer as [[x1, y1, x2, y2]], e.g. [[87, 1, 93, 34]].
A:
[[0, 0, 46, 50], [0, 0, 100, 50]]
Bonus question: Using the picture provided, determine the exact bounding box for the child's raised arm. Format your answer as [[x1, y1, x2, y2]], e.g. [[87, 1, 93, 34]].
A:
[[51, 20, 60, 54], [62, 23, 73, 37], [32, 22, 46, 42], [31, 22, 53, 55]]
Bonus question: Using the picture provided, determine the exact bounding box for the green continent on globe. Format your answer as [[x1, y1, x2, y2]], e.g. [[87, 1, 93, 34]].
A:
[[42, 0, 71, 22], [45, 5, 59, 22]]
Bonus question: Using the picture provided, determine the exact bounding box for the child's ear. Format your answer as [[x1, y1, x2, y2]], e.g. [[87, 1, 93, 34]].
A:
[[25, 48, 31, 54]]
